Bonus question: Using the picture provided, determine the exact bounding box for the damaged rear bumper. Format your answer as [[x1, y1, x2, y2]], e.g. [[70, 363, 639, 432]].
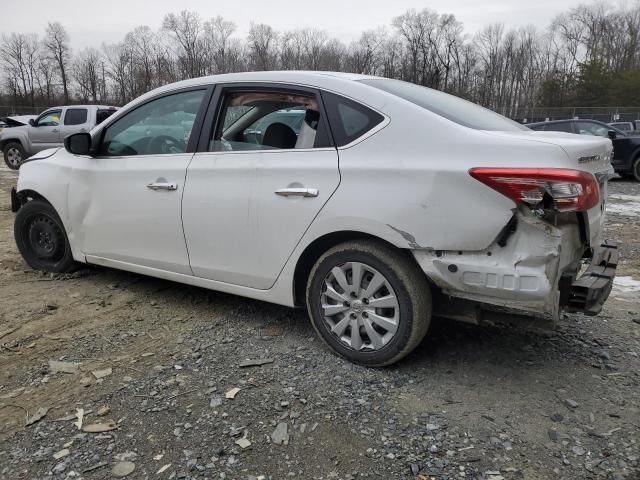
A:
[[561, 241, 618, 316], [412, 210, 617, 322]]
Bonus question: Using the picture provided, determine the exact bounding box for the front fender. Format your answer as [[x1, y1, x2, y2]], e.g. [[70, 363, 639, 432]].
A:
[[0, 130, 31, 152], [16, 159, 80, 261]]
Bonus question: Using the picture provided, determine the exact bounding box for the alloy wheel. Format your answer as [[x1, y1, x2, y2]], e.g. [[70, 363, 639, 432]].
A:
[[6, 147, 22, 168]]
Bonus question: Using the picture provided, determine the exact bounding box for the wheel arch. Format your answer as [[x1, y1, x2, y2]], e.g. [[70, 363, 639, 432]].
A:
[[292, 230, 424, 307], [15, 189, 54, 210], [1, 137, 24, 150]]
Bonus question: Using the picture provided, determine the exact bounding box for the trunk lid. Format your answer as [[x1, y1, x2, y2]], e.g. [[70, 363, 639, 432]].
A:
[[484, 130, 613, 247]]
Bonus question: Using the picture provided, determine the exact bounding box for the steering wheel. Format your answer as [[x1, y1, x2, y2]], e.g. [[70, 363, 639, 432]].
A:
[[148, 135, 186, 154]]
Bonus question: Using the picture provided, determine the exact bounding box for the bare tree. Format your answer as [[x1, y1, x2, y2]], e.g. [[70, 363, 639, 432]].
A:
[[203, 16, 240, 74], [43, 22, 71, 103], [73, 47, 102, 102], [162, 10, 205, 78], [248, 23, 278, 70], [1, 33, 40, 106]]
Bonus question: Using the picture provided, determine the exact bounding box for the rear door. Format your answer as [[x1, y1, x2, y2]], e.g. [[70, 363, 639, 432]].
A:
[[60, 107, 91, 139], [182, 83, 340, 289]]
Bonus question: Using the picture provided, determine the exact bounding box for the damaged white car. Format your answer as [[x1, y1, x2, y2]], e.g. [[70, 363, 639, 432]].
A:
[[11, 72, 618, 366]]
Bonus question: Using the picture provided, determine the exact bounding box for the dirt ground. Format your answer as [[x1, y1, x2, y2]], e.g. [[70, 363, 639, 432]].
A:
[[0, 163, 639, 480]]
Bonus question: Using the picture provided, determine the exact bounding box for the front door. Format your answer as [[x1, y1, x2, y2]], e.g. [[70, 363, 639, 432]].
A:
[[30, 109, 62, 152], [182, 85, 340, 289], [69, 88, 209, 275]]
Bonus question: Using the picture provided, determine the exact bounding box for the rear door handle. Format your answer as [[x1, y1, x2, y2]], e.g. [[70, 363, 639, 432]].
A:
[[275, 188, 319, 198], [147, 182, 178, 191]]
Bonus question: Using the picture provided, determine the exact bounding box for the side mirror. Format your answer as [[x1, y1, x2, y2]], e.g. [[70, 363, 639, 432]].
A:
[[64, 132, 92, 156], [29, 119, 36, 127], [607, 130, 617, 140]]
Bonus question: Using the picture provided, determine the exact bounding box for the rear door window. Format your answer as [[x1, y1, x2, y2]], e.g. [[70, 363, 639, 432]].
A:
[[209, 89, 331, 151], [64, 108, 88, 125], [321, 91, 384, 147]]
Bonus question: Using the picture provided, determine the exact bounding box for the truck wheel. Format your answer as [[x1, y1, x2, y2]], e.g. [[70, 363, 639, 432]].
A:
[[306, 239, 432, 367], [3, 142, 25, 170], [14, 200, 77, 273]]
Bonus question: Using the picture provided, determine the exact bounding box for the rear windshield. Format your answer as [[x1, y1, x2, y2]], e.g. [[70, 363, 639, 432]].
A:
[[359, 78, 528, 132]]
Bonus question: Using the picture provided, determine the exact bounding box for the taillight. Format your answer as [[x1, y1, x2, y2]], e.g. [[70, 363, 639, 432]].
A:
[[469, 168, 600, 212]]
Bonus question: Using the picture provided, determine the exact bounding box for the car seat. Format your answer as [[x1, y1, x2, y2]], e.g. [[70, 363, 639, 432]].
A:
[[262, 122, 297, 149]]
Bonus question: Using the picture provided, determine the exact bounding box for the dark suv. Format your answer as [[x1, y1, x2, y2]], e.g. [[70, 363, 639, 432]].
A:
[[526, 119, 640, 181]]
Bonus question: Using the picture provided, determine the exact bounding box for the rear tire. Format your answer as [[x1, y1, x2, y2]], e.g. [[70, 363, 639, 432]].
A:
[[633, 157, 640, 182], [306, 240, 431, 367], [3, 142, 25, 170], [14, 200, 77, 273]]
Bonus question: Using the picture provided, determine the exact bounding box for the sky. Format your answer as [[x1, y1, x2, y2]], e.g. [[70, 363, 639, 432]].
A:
[[4, 0, 585, 48]]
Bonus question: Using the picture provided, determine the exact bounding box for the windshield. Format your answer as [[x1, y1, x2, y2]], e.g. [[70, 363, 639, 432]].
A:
[[359, 78, 528, 132]]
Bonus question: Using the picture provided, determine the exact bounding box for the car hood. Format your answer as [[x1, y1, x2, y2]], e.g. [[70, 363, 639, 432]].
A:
[[1, 115, 36, 126], [24, 148, 60, 163]]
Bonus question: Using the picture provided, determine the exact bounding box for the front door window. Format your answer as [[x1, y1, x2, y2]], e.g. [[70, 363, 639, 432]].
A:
[[99, 89, 206, 156], [36, 110, 62, 127]]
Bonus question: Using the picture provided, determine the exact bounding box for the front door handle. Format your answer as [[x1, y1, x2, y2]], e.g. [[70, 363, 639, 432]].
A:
[[147, 182, 178, 191], [275, 187, 319, 198]]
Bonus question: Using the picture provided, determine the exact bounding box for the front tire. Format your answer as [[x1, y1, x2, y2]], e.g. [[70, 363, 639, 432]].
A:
[[3, 142, 25, 170], [306, 240, 432, 367], [14, 200, 76, 273]]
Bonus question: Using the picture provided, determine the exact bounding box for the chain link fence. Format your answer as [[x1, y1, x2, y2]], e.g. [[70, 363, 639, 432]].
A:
[[0, 105, 46, 116], [510, 107, 640, 124]]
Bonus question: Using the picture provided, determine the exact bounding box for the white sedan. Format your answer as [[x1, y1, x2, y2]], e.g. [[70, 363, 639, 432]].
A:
[[11, 71, 618, 366]]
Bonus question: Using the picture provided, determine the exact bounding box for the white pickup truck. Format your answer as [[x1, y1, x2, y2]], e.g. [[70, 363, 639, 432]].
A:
[[0, 105, 117, 169]]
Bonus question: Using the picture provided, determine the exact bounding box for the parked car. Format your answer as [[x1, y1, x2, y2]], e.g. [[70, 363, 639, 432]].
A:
[[11, 72, 618, 366], [526, 119, 640, 181], [0, 105, 117, 169], [608, 121, 635, 132]]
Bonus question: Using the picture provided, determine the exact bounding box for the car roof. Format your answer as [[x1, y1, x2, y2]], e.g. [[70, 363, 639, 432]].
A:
[[526, 119, 603, 127], [131, 71, 379, 103], [526, 119, 572, 127], [41, 105, 118, 111]]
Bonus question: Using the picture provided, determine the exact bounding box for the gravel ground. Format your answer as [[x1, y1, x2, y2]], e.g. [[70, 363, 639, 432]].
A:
[[0, 164, 639, 480]]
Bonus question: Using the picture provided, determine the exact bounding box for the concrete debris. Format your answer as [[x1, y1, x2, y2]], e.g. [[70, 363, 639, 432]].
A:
[[271, 422, 289, 445], [91, 367, 112, 379], [111, 461, 135, 477], [25, 407, 49, 426], [225, 387, 241, 399], [48, 360, 79, 374], [239, 358, 274, 368]]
